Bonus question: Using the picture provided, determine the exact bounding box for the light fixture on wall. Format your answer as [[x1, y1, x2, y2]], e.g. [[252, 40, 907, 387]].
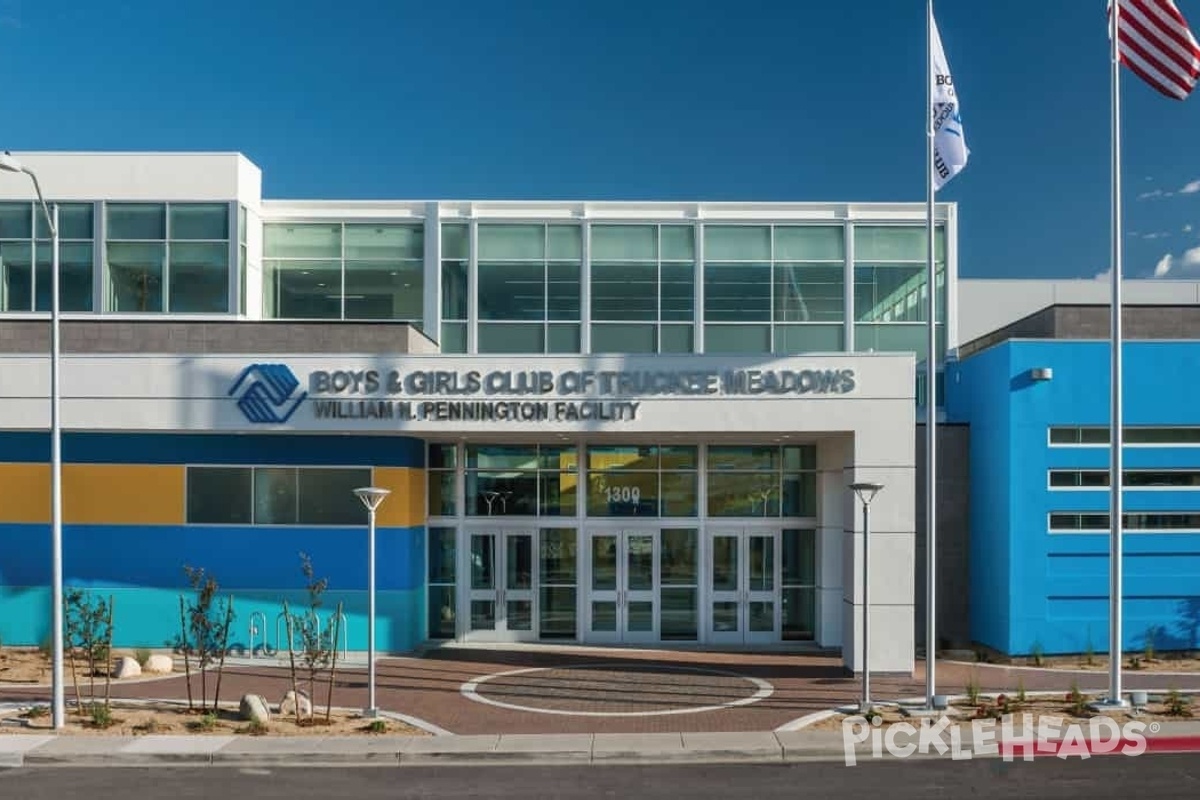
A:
[[1029, 367, 1054, 382]]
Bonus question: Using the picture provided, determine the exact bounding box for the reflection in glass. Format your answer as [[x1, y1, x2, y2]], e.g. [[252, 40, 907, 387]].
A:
[[628, 601, 654, 632], [591, 536, 617, 591], [106, 242, 164, 312], [711, 536, 739, 592], [782, 529, 816, 585], [471, 535, 495, 590], [540, 586, 577, 639], [506, 535, 533, 591], [749, 601, 775, 632], [253, 467, 297, 524], [428, 471, 457, 516], [660, 472, 698, 516], [467, 472, 537, 516], [470, 600, 496, 631], [539, 528, 577, 584], [660, 529, 698, 586], [626, 535, 654, 591], [782, 587, 816, 640], [427, 527, 456, 584], [707, 472, 779, 517], [660, 588, 697, 640], [712, 602, 739, 632], [507, 600, 533, 631], [428, 586, 456, 639], [748, 536, 775, 592], [591, 601, 617, 632]]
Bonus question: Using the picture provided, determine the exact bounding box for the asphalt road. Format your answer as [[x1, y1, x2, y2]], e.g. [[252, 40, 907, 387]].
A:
[[2, 756, 1199, 800]]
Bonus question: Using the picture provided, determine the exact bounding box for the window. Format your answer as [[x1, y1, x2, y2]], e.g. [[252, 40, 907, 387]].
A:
[[703, 225, 845, 354], [0, 201, 95, 312], [1049, 426, 1200, 446], [263, 222, 424, 325], [105, 202, 231, 313], [427, 443, 458, 516], [706, 445, 817, 517], [464, 445, 578, 516], [441, 224, 468, 353], [186, 466, 371, 525], [853, 225, 945, 359], [476, 224, 581, 354], [782, 528, 817, 641], [585, 445, 698, 516], [1049, 512, 1200, 531], [427, 527, 457, 639], [660, 528, 699, 640], [590, 225, 695, 354], [539, 528, 578, 639], [237, 206, 248, 315], [1049, 469, 1200, 488]]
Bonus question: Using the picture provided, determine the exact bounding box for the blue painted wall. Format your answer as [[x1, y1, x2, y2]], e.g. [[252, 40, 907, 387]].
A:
[[0, 431, 429, 652], [947, 340, 1200, 656], [0, 523, 425, 651]]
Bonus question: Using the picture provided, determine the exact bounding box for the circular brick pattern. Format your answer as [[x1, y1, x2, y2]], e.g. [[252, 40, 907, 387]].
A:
[[461, 662, 774, 717]]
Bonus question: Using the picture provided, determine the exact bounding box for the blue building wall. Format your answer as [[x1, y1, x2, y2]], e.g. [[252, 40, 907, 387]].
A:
[[947, 340, 1200, 656], [0, 432, 428, 653]]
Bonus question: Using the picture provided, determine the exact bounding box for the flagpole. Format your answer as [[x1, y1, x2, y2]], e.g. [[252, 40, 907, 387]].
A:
[[925, 0, 938, 710], [1105, 0, 1126, 709]]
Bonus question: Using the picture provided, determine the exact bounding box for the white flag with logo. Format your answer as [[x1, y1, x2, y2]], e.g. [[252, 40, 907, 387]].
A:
[[931, 14, 969, 190]]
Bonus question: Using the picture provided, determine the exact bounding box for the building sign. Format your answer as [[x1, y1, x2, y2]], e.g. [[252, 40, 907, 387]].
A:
[[233, 364, 857, 425]]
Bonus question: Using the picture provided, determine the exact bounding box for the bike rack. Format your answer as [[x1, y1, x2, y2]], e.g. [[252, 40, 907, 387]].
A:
[[248, 611, 268, 657], [275, 611, 300, 656], [332, 609, 349, 661]]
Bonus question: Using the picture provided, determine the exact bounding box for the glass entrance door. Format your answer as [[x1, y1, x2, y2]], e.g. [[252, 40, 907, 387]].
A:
[[707, 529, 780, 644], [465, 529, 537, 641], [586, 530, 659, 643]]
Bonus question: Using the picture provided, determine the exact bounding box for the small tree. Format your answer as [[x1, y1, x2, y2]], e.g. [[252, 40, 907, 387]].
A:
[[290, 552, 336, 721], [64, 589, 114, 714], [178, 566, 235, 713]]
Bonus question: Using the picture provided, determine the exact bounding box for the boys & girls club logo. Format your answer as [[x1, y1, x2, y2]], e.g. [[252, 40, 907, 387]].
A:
[[841, 712, 1158, 766], [229, 363, 307, 424]]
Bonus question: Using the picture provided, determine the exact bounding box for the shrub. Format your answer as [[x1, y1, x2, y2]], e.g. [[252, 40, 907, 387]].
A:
[[86, 703, 114, 729], [1030, 641, 1044, 668], [240, 720, 269, 736], [188, 712, 218, 732], [1164, 689, 1193, 718], [1016, 677, 1027, 706], [1066, 682, 1088, 716], [965, 675, 982, 706], [364, 719, 388, 734], [23, 705, 49, 719], [134, 648, 152, 667]]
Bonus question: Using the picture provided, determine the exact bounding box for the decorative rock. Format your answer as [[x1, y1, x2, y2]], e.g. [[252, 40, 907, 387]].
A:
[[143, 654, 175, 674], [239, 693, 271, 725], [112, 656, 141, 679], [279, 689, 312, 717]]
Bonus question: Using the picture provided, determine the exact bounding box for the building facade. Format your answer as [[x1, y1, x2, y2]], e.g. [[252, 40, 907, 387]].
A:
[[3, 151, 1194, 669], [0, 153, 945, 674]]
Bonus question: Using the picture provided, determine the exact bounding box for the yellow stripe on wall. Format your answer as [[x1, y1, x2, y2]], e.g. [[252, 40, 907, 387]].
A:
[[0, 464, 50, 523], [371, 467, 426, 527], [64, 465, 184, 525], [0, 464, 184, 525]]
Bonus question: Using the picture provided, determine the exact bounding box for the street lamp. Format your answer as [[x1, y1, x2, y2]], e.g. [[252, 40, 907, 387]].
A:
[[353, 486, 390, 717], [850, 481, 884, 713], [0, 152, 64, 730]]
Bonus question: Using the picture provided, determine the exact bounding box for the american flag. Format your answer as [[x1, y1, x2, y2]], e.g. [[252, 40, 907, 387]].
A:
[[1110, 0, 1200, 100]]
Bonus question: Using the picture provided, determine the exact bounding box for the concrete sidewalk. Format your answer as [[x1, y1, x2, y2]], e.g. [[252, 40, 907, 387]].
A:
[[3, 722, 1200, 768]]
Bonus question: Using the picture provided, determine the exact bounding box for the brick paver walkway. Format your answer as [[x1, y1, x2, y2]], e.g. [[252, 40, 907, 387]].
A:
[[3, 648, 1198, 735]]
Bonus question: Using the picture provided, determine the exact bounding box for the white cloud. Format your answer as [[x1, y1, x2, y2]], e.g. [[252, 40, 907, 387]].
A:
[[1148, 246, 1200, 278], [1185, 224, 1194, 234], [1094, 267, 1111, 281], [1154, 254, 1174, 276], [1138, 189, 1164, 200], [1182, 180, 1200, 194], [1184, 246, 1200, 267], [1143, 231, 1171, 239]]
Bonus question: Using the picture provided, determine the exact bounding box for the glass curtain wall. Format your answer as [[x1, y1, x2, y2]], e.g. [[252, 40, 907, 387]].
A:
[[105, 203, 231, 313], [441, 224, 469, 353], [703, 225, 844, 354], [0, 202, 95, 312], [590, 224, 695, 353], [262, 222, 424, 325], [476, 224, 581, 353], [853, 225, 946, 359]]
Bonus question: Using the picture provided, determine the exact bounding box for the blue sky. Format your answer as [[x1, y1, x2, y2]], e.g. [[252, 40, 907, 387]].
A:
[[3, 0, 1200, 280]]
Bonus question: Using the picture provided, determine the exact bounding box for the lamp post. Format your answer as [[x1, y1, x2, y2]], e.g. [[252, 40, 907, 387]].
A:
[[0, 152, 63, 730], [353, 486, 390, 717], [850, 481, 883, 712]]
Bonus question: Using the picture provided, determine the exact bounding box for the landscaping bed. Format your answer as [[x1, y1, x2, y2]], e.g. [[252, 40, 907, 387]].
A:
[[808, 688, 1195, 732], [0, 700, 427, 737]]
